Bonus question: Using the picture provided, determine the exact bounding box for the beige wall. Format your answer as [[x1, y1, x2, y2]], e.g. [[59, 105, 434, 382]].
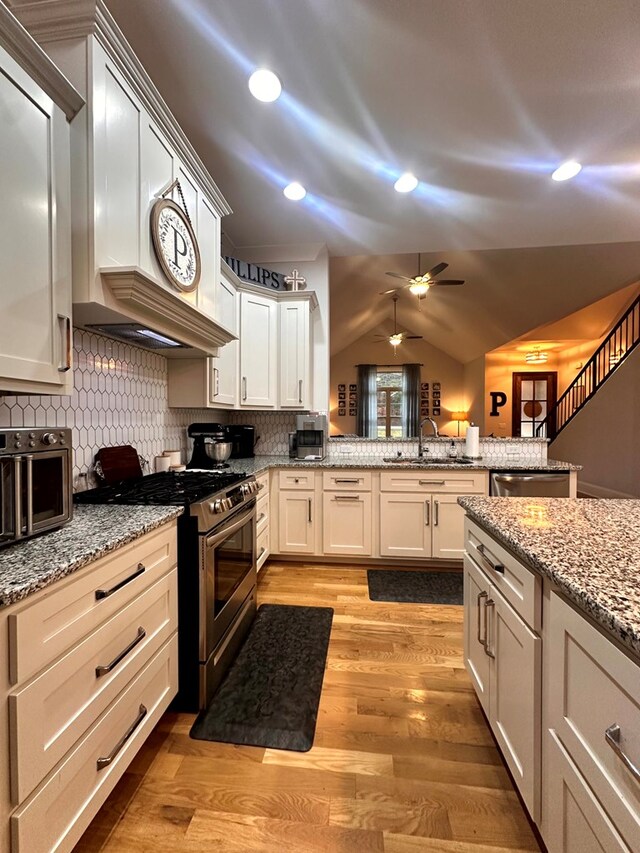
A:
[[484, 352, 560, 436], [463, 356, 486, 433], [329, 325, 465, 436], [551, 345, 640, 496]]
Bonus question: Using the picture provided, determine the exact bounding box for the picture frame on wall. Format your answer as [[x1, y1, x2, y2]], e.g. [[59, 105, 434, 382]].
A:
[[433, 382, 441, 391], [349, 407, 357, 416], [432, 390, 440, 399], [349, 384, 357, 392], [421, 382, 429, 391], [432, 407, 441, 416], [338, 391, 346, 401], [338, 408, 346, 416], [420, 406, 429, 416], [349, 392, 357, 402], [338, 384, 346, 392], [420, 390, 429, 400]]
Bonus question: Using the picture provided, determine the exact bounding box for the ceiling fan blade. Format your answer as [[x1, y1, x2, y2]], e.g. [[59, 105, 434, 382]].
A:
[[379, 287, 402, 295], [404, 335, 423, 340], [423, 262, 448, 279], [385, 271, 413, 282], [432, 279, 465, 286]]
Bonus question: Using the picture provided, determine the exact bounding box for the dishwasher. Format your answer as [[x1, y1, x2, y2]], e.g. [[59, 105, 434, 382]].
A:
[[490, 471, 571, 497]]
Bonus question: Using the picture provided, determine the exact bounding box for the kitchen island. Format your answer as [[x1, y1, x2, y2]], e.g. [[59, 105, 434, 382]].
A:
[[458, 496, 640, 852]]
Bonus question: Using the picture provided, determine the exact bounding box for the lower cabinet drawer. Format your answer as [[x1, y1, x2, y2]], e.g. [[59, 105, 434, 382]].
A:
[[278, 470, 315, 490], [257, 527, 269, 571], [322, 471, 371, 492], [544, 729, 632, 852], [547, 593, 640, 844], [9, 570, 177, 803], [256, 494, 269, 535], [10, 634, 178, 853]]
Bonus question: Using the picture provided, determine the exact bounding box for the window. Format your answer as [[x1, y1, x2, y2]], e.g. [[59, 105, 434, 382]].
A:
[[376, 369, 403, 437]]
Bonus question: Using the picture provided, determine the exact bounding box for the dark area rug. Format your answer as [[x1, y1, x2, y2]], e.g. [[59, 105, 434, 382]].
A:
[[367, 569, 463, 604], [190, 604, 333, 752]]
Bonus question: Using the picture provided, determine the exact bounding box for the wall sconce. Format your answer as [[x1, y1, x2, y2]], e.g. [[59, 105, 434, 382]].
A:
[[525, 347, 548, 365], [450, 410, 469, 436]]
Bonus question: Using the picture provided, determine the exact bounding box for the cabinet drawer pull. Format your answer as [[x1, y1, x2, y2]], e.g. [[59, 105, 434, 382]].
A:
[[96, 704, 147, 770], [308, 498, 312, 523], [476, 591, 488, 647], [605, 724, 640, 783], [335, 478, 359, 484], [476, 543, 505, 574], [434, 499, 439, 526], [424, 500, 430, 526], [258, 547, 266, 558], [484, 598, 496, 658], [95, 563, 146, 600], [95, 626, 146, 678], [257, 512, 267, 523], [335, 494, 359, 501], [419, 480, 445, 486]]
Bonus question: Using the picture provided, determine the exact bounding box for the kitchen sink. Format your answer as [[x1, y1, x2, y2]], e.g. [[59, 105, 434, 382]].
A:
[[382, 456, 473, 466]]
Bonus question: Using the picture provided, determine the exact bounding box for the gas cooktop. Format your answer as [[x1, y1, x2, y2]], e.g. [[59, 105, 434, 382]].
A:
[[74, 470, 249, 507]]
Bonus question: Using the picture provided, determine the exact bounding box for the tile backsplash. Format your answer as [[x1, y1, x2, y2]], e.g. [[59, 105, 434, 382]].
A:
[[0, 329, 215, 487], [226, 410, 297, 456]]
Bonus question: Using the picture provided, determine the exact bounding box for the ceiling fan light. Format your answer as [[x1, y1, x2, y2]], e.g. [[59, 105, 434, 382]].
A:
[[409, 281, 429, 296], [389, 334, 403, 347]]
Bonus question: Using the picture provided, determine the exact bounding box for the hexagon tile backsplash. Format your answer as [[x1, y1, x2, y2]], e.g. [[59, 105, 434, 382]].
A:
[[0, 329, 217, 488]]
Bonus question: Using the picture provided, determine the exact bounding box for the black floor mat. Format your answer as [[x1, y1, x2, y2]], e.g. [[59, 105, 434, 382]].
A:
[[367, 569, 463, 604], [190, 604, 333, 752]]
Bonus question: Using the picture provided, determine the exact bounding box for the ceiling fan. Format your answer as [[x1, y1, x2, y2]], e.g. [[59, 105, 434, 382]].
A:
[[373, 296, 423, 351], [380, 254, 465, 298]]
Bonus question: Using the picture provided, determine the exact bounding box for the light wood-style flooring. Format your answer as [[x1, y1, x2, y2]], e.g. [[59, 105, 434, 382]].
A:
[[75, 563, 541, 852]]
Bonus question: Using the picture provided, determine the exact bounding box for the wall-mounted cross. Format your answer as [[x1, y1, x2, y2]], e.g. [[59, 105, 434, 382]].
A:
[[284, 269, 306, 291]]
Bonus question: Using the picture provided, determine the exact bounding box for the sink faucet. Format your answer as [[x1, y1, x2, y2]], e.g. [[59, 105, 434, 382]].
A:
[[418, 417, 439, 457]]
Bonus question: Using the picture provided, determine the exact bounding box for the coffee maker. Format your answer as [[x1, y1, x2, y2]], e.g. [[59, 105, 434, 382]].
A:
[[225, 425, 257, 458], [295, 413, 327, 460]]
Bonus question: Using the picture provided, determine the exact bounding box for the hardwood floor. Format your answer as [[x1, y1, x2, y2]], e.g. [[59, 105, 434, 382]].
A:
[[75, 563, 541, 852]]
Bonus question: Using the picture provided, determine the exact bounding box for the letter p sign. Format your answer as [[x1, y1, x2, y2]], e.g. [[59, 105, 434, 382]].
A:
[[489, 391, 507, 417]]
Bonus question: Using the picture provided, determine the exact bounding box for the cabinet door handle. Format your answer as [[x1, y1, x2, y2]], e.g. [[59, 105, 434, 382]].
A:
[[419, 480, 445, 486], [308, 498, 312, 523], [335, 478, 359, 484], [95, 563, 146, 600], [434, 499, 439, 526], [476, 591, 488, 647], [58, 314, 72, 372], [424, 500, 430, 526], [605, 724, 640, 783], [476, 543, 505, 574], [299, 379, 303, 403], [242, 376, 247, 401], [484, 598, 496, 658], [212, 366, 220, 397], [334, 494, 359, 501], [96, 704, 147, 770], [96, 626, 146, 677]]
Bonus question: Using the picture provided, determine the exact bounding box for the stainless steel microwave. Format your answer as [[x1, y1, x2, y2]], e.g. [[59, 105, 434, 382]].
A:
[[0, 428, 73, 547]]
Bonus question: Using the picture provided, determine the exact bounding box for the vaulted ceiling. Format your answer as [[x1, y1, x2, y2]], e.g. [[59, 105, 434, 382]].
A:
[[103, 0, 640, 359]]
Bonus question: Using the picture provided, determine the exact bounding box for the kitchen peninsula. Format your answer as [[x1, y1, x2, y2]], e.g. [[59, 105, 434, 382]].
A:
[[459, 496, 640, 851]]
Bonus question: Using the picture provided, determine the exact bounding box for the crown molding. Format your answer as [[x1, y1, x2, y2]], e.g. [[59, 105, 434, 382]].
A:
[[99, 266, 237, 355], [8, 0, 231, 217], [0, 2, 83, 119]]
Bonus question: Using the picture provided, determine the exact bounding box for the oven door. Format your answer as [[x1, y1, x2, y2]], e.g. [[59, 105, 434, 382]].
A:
[[201, 500, 256, 661]]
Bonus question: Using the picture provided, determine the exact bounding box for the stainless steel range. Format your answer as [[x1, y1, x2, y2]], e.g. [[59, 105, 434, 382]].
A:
[[75, 470, 262, 710]]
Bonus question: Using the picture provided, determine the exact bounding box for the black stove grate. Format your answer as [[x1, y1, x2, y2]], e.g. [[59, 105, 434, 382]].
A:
[[74, 470, 248, 506]]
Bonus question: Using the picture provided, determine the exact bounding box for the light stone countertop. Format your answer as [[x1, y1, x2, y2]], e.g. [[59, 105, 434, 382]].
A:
[[222, 455, 581, 475], [0, 505, 182, 607], [458, 496, 640, 657]]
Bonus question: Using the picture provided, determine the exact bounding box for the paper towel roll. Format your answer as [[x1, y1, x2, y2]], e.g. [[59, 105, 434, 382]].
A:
[[465, 425, 480, 459]]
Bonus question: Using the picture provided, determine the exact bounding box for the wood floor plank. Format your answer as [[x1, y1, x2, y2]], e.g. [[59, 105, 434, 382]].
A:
[[75, 561, 540, 853]]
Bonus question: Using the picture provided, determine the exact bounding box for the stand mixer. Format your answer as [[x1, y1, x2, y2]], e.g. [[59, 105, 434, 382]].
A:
[[187, 423, 232, 469]]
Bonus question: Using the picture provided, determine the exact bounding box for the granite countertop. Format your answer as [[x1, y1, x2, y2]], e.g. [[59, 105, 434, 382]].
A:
[[458, 497, 640, 657], [0, 505, 182, 607], [224, 455, 581, 475]]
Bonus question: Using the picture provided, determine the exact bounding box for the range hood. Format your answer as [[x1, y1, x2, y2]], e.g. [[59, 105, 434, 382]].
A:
[[73, 267, 236, 357]]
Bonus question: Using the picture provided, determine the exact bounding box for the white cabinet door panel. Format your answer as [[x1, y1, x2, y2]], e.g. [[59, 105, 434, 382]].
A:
[[278, 492, 315, 554], [240, 292, 277, 407], [379, 494, 431, 559], [279, 301, 309, 408], [431, 494, 466, 559], [323, 493, 372, 556], [463, 557, 492, 715]]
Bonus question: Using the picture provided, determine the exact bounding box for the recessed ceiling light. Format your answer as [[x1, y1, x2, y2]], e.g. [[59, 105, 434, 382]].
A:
[[283, 182, 306, 201], [394, 172, 419, 193], [248, 68, 282, 102], [551, 160, 582, 182]]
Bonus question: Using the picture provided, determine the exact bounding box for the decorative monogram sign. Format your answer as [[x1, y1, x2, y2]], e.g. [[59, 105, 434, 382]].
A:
[[151, 184, 201, 292], [224, 256, 286, 290]]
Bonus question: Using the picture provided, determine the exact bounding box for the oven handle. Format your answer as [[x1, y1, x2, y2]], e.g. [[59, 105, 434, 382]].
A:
[[13, 456, 23, 540], [205, 503, 256, 548]]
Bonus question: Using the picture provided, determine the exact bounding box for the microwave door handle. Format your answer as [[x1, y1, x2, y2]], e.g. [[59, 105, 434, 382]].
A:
[[13, 457, 23, 540], [24, 455, 34, 535]]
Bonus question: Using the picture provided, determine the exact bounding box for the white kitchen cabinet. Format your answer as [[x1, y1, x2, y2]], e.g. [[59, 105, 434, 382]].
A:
[[278, 490, 316, 554], [279, 300, 311, 409], [464, 521, 541, 823], [240, 291, 278, 408], [380, 493, 431, 559], [431, 495, 467, 559], [0, 9, 82, 395], [322, 491, 372, 556]]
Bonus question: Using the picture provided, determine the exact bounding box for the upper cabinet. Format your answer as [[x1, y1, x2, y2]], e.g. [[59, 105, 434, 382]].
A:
[[0, 5, 83, 395], [12, 0, 234, 357]]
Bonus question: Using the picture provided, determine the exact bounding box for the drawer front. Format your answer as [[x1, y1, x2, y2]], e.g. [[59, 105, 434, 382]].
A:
[[255, 471, 269, 495], [11, 635, 178, 853], [380, 470, 486, 494], [465, 519, 541, 631], [322, 471, 371, 492], [9, 522, 177, 685], [257, 526, 270, 571], [545, 729, 631, 853], [278, 470, 316, 490], [256, 493, 269, 535], [547, 593, 640, 844], [9, 570, 177, 803]]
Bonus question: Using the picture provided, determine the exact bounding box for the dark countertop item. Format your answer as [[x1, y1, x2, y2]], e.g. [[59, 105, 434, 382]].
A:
[[0, 505, 182, 607], [458, 496, 640, 657]]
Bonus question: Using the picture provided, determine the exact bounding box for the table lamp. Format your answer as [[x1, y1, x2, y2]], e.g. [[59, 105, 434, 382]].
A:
[[451, 411, 469, 436]]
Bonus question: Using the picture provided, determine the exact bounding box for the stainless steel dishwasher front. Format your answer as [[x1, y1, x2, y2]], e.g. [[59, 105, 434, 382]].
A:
[[490, 471, 571, 497]]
